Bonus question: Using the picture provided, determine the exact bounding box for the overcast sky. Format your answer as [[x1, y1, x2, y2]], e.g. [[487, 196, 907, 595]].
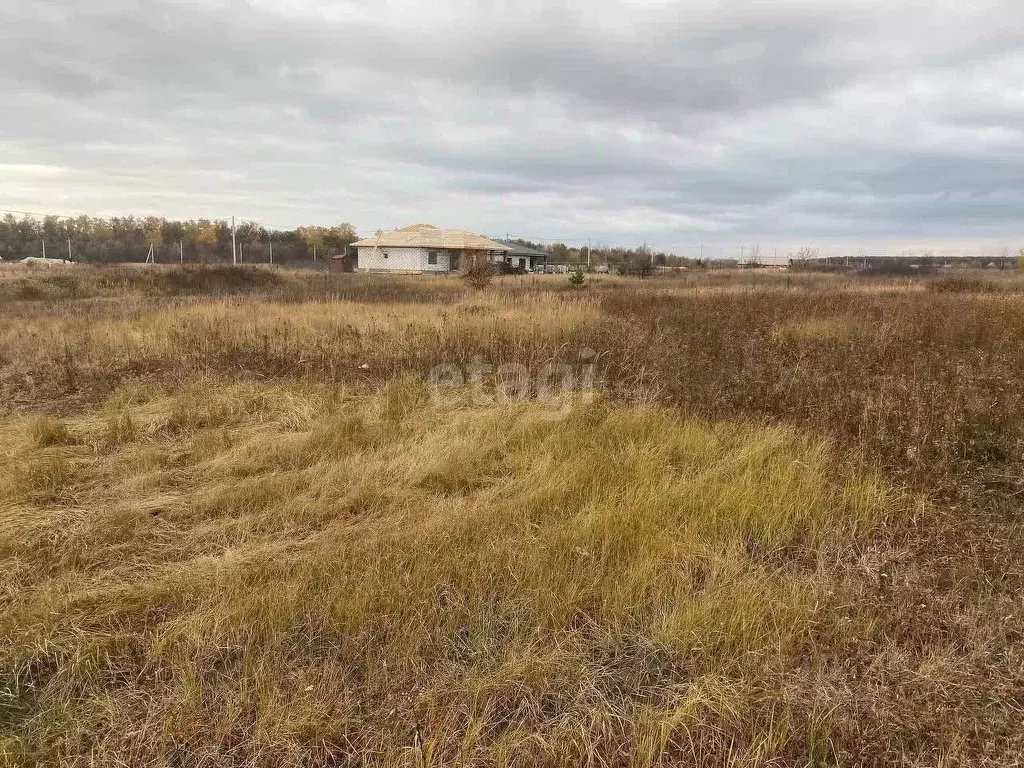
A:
[[2, 0, 1023, 257]]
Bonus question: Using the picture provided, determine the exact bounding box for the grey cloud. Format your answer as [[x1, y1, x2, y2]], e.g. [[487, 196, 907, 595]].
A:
[[2, 0, 1023, 252]]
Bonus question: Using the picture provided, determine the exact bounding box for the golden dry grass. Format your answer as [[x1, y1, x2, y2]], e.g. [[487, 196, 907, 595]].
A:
[[1, 379, 907, 766], [0, 289, 598, 411], [2, 265, 1024, 766]]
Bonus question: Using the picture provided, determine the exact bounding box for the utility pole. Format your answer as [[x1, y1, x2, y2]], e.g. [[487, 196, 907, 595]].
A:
[[587, 237, 592, 269], [179, 240, 183, 264], [269, 238, 273, 265], [67, 237, 72, 262], [313, 245, 317, 262], [41, 239, 46, 259], [231, 216, 237, 265]]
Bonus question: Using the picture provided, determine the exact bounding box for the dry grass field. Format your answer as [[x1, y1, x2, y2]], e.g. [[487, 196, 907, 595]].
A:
[[2, 264, 1024, 767]]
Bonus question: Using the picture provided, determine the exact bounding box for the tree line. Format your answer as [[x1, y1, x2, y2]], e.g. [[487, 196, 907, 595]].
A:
[[507, 238, 701, 273], [1, 215, 788, 271], [0, 215, 358, 264]]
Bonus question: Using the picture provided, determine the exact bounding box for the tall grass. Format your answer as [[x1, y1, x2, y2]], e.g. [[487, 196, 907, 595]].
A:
[[7, 269, 1024, 497], [595, 287, 1024, 493], [0, 290, 599, 409]]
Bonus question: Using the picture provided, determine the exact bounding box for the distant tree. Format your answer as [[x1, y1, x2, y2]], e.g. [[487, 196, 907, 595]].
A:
[[619, 249, 654, 278], [162, 219, 184, 243], [0, 214, 24, 260], [794, 246, 819, 261], [549, 242, 570, 262], [42, 216, 61, 244], [321, 223, 358, 258], [297, 226, 327, 259], [568, 268, 586, 289], [0, 214, 357, 266], [144, 217, 163, 247], [194, 220, 220, 262], [510, 237, 545, 251], [1017, 248, 1024, 270]]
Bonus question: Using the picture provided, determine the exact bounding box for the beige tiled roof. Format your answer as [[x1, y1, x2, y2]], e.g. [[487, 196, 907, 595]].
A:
[[352, 224, 510, 251]]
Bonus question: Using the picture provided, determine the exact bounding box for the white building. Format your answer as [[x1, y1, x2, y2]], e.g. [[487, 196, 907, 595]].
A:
[[352, 224, 510, 274]]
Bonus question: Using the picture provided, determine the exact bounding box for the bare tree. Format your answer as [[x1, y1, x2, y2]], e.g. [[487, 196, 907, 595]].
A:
[[794, 246, 819, 261]]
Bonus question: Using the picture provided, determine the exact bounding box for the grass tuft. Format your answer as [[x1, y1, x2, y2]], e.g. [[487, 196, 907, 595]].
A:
[[28, 415, 72, 447]]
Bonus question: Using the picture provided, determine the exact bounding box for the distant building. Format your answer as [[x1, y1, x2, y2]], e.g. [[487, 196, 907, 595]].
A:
[[352, 224, 509, 273], [494, 240, 548, 272]]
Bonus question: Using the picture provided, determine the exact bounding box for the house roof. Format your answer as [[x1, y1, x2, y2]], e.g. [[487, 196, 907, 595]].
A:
[[495, 240, 548, 258], [352, 224, 510, 251]]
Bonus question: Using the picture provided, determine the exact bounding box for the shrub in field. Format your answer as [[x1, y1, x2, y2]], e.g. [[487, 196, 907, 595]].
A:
[[926, 274, 1003, 293], [497, 260, 527, 276], [461, 254, 493, 289], [568, 268, 586, 288], [157, 264, 286, 294]]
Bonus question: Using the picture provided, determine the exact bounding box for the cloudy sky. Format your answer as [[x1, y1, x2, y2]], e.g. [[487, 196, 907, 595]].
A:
[[2, 0, 1023, 257]]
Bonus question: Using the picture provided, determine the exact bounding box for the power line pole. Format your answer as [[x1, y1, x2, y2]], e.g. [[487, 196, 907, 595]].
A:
[[231, 216, 237, 265], [67, 237, 72, 262], [269, 238, 273, 265], [41, 239, 46, 259], [587, 236, 592, 269], [179, 240, 183, 264]]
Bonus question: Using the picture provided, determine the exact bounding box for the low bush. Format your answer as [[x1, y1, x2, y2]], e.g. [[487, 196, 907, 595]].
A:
[[926, 274, 1003, 293]]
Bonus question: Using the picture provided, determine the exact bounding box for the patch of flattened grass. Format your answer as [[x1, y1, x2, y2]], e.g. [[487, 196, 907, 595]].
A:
[[0, 382, 913, 766]]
